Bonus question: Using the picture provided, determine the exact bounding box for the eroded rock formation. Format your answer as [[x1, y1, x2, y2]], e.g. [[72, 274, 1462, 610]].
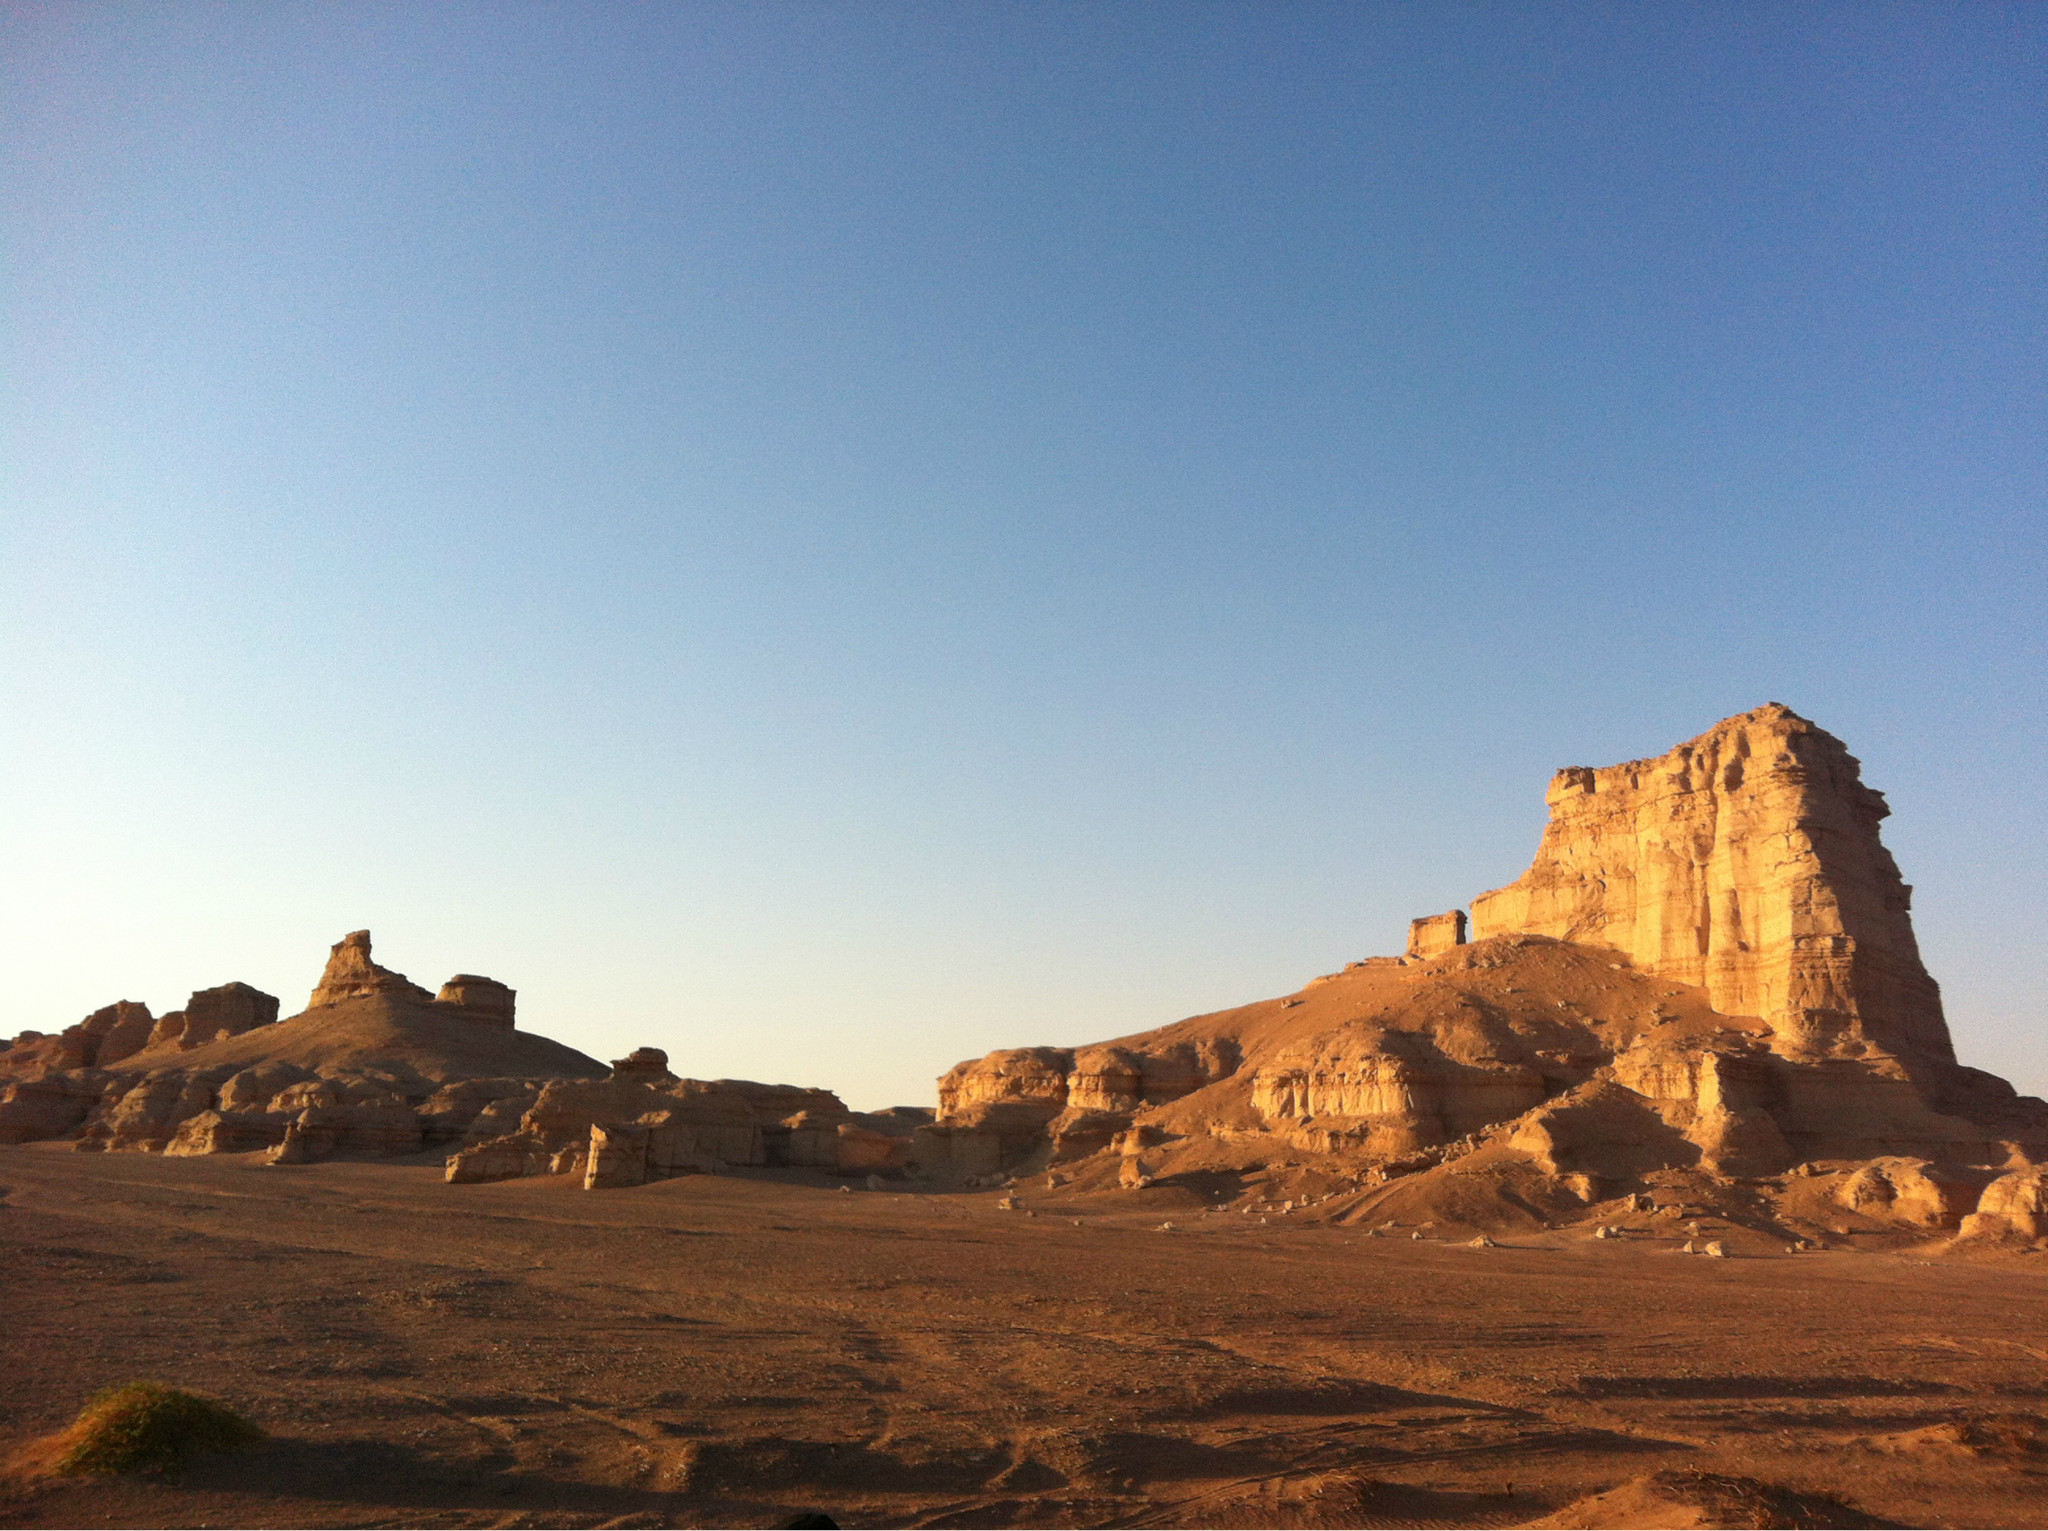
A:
[[1468, 704, 1948, 1063], [1406, 911, 1466, 960], [434, 975, 516, 1028], [920, 706, 2048, 1245], [443, 1045, 923, 1188], [0, 930, 912, 1192], [0, 932, 593, 1161], [0, 1000, 158, 1075], [146, 982, 281, 1052], [309, 929, 433, 1008], [443, 1062, 909, 1188], [6, 706, 2041, 1243]]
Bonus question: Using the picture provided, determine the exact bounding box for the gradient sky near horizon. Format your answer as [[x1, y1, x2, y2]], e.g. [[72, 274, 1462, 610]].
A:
[[4, 2, 2043, 1108]]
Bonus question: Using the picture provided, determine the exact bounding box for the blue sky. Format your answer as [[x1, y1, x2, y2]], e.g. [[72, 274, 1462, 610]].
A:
[[4, 2, 2042, 1107]]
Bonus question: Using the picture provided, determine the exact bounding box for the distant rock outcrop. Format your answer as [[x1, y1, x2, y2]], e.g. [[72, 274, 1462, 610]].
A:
[[6, 706, 2042, 1244], [919, 706, 2048, 1244], [446, 1048, 924, 1188], [0, 930, 901, 1191], [146, 983, 281, 1052], [434, 974, 516, 1028], [0, 1000, 158, 1075], [0, 932, 601, 1162]]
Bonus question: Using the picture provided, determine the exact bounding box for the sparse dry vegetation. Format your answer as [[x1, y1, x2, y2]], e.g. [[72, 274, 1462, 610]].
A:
[[9, 1382, 261, 1480]]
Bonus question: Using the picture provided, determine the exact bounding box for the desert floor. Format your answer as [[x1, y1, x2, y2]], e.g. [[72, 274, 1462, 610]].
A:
[[3, 1147, 2045, 1529]]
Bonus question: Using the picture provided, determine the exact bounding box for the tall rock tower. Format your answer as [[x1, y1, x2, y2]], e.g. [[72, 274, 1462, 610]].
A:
[[1468, 704, 1952, 1065]]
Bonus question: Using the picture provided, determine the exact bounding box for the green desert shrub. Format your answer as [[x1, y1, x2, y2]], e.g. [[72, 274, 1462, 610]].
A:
[[49, 1382, 263, 1475]]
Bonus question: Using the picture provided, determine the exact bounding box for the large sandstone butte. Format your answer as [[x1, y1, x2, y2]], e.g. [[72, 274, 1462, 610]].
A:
[[1469, 703, 1950, 1064], [921, 706, 2048, 1245]]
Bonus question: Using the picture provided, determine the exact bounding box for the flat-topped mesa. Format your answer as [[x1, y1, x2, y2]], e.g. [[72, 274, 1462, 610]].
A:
[[1468, 703, 1951, 1065], [309, 930, 434, 1009]]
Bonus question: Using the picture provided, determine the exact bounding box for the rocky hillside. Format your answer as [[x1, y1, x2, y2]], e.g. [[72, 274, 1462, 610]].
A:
[[0, 931, 609, 1158], [0, 930, 930, 1183], [915, 706, 2048, 1246]]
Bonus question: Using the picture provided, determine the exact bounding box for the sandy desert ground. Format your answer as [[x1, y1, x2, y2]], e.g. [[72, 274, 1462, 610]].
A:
[[4, 1147, 2046, 1530]]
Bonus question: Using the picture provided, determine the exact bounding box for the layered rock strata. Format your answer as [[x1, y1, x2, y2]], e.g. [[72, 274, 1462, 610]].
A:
[[1406, 911, 1466, 960], [916, 1040, 1241, 1181], [147, 982, 281, 1052], [0, 1000, 161, 1075], [434, 975, 516, 1028], [1468, 704, 1949, 1063]]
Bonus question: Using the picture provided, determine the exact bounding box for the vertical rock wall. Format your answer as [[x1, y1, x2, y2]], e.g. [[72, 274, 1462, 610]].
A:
[[1467, 704, 1951, 1064]]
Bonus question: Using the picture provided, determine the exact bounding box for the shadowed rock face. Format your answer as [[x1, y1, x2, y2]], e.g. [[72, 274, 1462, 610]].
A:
[[91, 1002, 158, 1067], [8, 1000, 159, 1072], [445, 1070, 922, 1188], [435, 975, 515, 1028], [147, 982, 281, 1052], [1468, 703, 1950, 1064]]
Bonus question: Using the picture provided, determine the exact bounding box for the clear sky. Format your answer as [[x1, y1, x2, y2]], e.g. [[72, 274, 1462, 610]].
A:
[[4, 2, 2042, 1108]]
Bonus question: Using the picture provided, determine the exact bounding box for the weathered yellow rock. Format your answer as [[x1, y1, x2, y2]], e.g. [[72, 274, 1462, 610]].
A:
[[584, 1122, 651, 1188], [0, 1072, 109, 1144], [1252, 1044, 1546, 1154], [433, 975, 516, 1029], [906, 707, 2048, 1227], [442, 1060, 908, 1188], [163, 1109, 285, 1156], [146, 983, 280, 1052], [77, 1067, 238, 1153], [1469, 704, 1951, 1064], [1957, 1165, 2048, 1240], [1832, 1156, 1974, 1228], [1406, 911, 1466, 959]]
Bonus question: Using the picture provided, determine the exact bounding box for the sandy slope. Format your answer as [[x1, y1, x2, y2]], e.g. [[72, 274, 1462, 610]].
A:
[[4, 1148, 2046, 1529], [107, 995, 607, 1083]]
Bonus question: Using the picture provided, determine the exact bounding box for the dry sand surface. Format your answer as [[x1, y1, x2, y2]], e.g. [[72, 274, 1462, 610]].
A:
[[4, 1148, 2047, 1530]]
